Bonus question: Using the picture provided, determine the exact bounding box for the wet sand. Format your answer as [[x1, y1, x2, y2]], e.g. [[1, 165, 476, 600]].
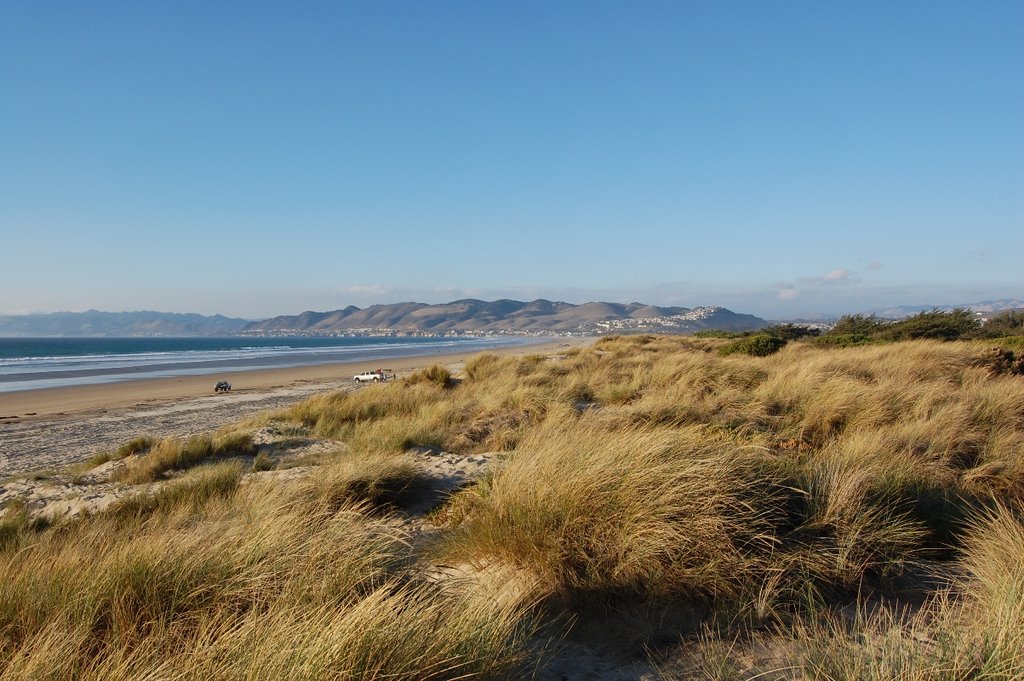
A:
[[0, 339, 586, 477]]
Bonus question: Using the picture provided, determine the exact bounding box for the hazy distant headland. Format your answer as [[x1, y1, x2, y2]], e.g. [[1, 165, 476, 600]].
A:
[[0, 300, 768, 337], [4, 297, 1021, 338], [0, 310, 251, 338]]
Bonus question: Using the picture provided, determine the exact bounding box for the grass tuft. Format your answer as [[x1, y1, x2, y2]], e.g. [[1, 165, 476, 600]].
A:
[[251, 451, 275, 472], [107, 462, 244, 519], [304, 454, 429, 513], [406, 364, 454, 388], [113, 432, 256, 485]]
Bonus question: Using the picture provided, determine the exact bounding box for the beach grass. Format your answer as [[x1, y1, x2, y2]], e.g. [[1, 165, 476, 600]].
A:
[[2, 333, 1023, 677], [112, 431, 257, 484], [0, 472, 537, 679]]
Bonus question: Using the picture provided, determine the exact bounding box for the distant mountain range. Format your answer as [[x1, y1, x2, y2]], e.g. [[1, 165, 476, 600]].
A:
[[242, 299, 767, 335], [4, 297, 1020, 337], [0, 301, 768, 336], [0, 310, 250, 337]]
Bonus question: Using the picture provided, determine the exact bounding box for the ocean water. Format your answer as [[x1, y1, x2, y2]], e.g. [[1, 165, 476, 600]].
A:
[[0, 336, 532, 392]]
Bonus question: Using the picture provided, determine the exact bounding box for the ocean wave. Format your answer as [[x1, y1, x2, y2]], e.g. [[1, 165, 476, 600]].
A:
[[0, 337, 526, 386]]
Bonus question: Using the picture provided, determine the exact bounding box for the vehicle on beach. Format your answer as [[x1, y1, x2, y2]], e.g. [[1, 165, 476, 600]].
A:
[[214, 381, 232, 392], [353, 369, 391, 383]]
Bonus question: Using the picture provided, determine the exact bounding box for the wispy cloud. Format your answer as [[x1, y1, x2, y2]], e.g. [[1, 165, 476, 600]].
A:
[[336, 284, 390, 296], [797, 268, 860, 286], [777, 288, 801, 300], [766, 266, 866, 304]]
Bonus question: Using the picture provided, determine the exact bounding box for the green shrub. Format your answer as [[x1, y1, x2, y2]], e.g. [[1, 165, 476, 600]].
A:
[[719, 334, 787, 357], [813, 333, 876, 348], [819, 309, 983, 345], [881, 308, 979, 341], [695, 325, 816, 342], [828, 314, 885, 337], [975, 310, 1024, 338], [762, 324, 820, 340], [693, 330, 746, 339]]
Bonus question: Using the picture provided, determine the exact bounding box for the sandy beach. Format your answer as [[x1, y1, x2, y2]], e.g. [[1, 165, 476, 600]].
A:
[[0, 339, 586, 477]]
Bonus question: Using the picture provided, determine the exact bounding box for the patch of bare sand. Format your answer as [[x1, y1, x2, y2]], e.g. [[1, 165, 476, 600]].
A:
[[0, 381, 355, 478]]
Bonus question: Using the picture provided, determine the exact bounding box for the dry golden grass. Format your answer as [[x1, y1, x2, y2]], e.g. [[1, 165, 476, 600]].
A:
[[107, 460, 244, 519], [278, 334, 1022, 605], [3, 333, 1023, 678], [0, 469, 537, 679], [782, 501, 1024, 681], [112, 431, 257, 485], [442, 423, 773, 600], [300, 449, 430, 512]]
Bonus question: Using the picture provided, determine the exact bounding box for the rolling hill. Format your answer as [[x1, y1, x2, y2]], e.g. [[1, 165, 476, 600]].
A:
[[242, 299, 768, 335]]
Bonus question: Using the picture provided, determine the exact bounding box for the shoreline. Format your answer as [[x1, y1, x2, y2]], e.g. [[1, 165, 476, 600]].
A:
[[0, 336, 542, 392], [0, 339, 582, 421], [0, 339, 589, 477]]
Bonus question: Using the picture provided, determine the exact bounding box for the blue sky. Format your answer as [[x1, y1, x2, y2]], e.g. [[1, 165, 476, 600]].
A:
[[1, 1, 1021, 319]]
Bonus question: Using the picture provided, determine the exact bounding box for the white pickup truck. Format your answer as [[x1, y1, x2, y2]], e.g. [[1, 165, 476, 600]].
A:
[[353, 370, 390, 383]]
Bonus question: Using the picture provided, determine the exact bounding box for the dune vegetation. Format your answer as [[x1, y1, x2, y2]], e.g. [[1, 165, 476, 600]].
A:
[[1, 328, 1023, 679]]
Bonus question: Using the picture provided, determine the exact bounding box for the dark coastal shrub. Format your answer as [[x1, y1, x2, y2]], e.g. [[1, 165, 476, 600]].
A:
[[762, 324, 821, 341], [818, 310, 982, 345], [719, 334, 787, 357], [975, 310, 1024, 338], [696, 324, 817, 342], [694, 330, 745, 339], [829, 314, 886, 337], [881, 308, 979, 341], [813, 333, 877, 348], [815, 314, 885, 347]]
